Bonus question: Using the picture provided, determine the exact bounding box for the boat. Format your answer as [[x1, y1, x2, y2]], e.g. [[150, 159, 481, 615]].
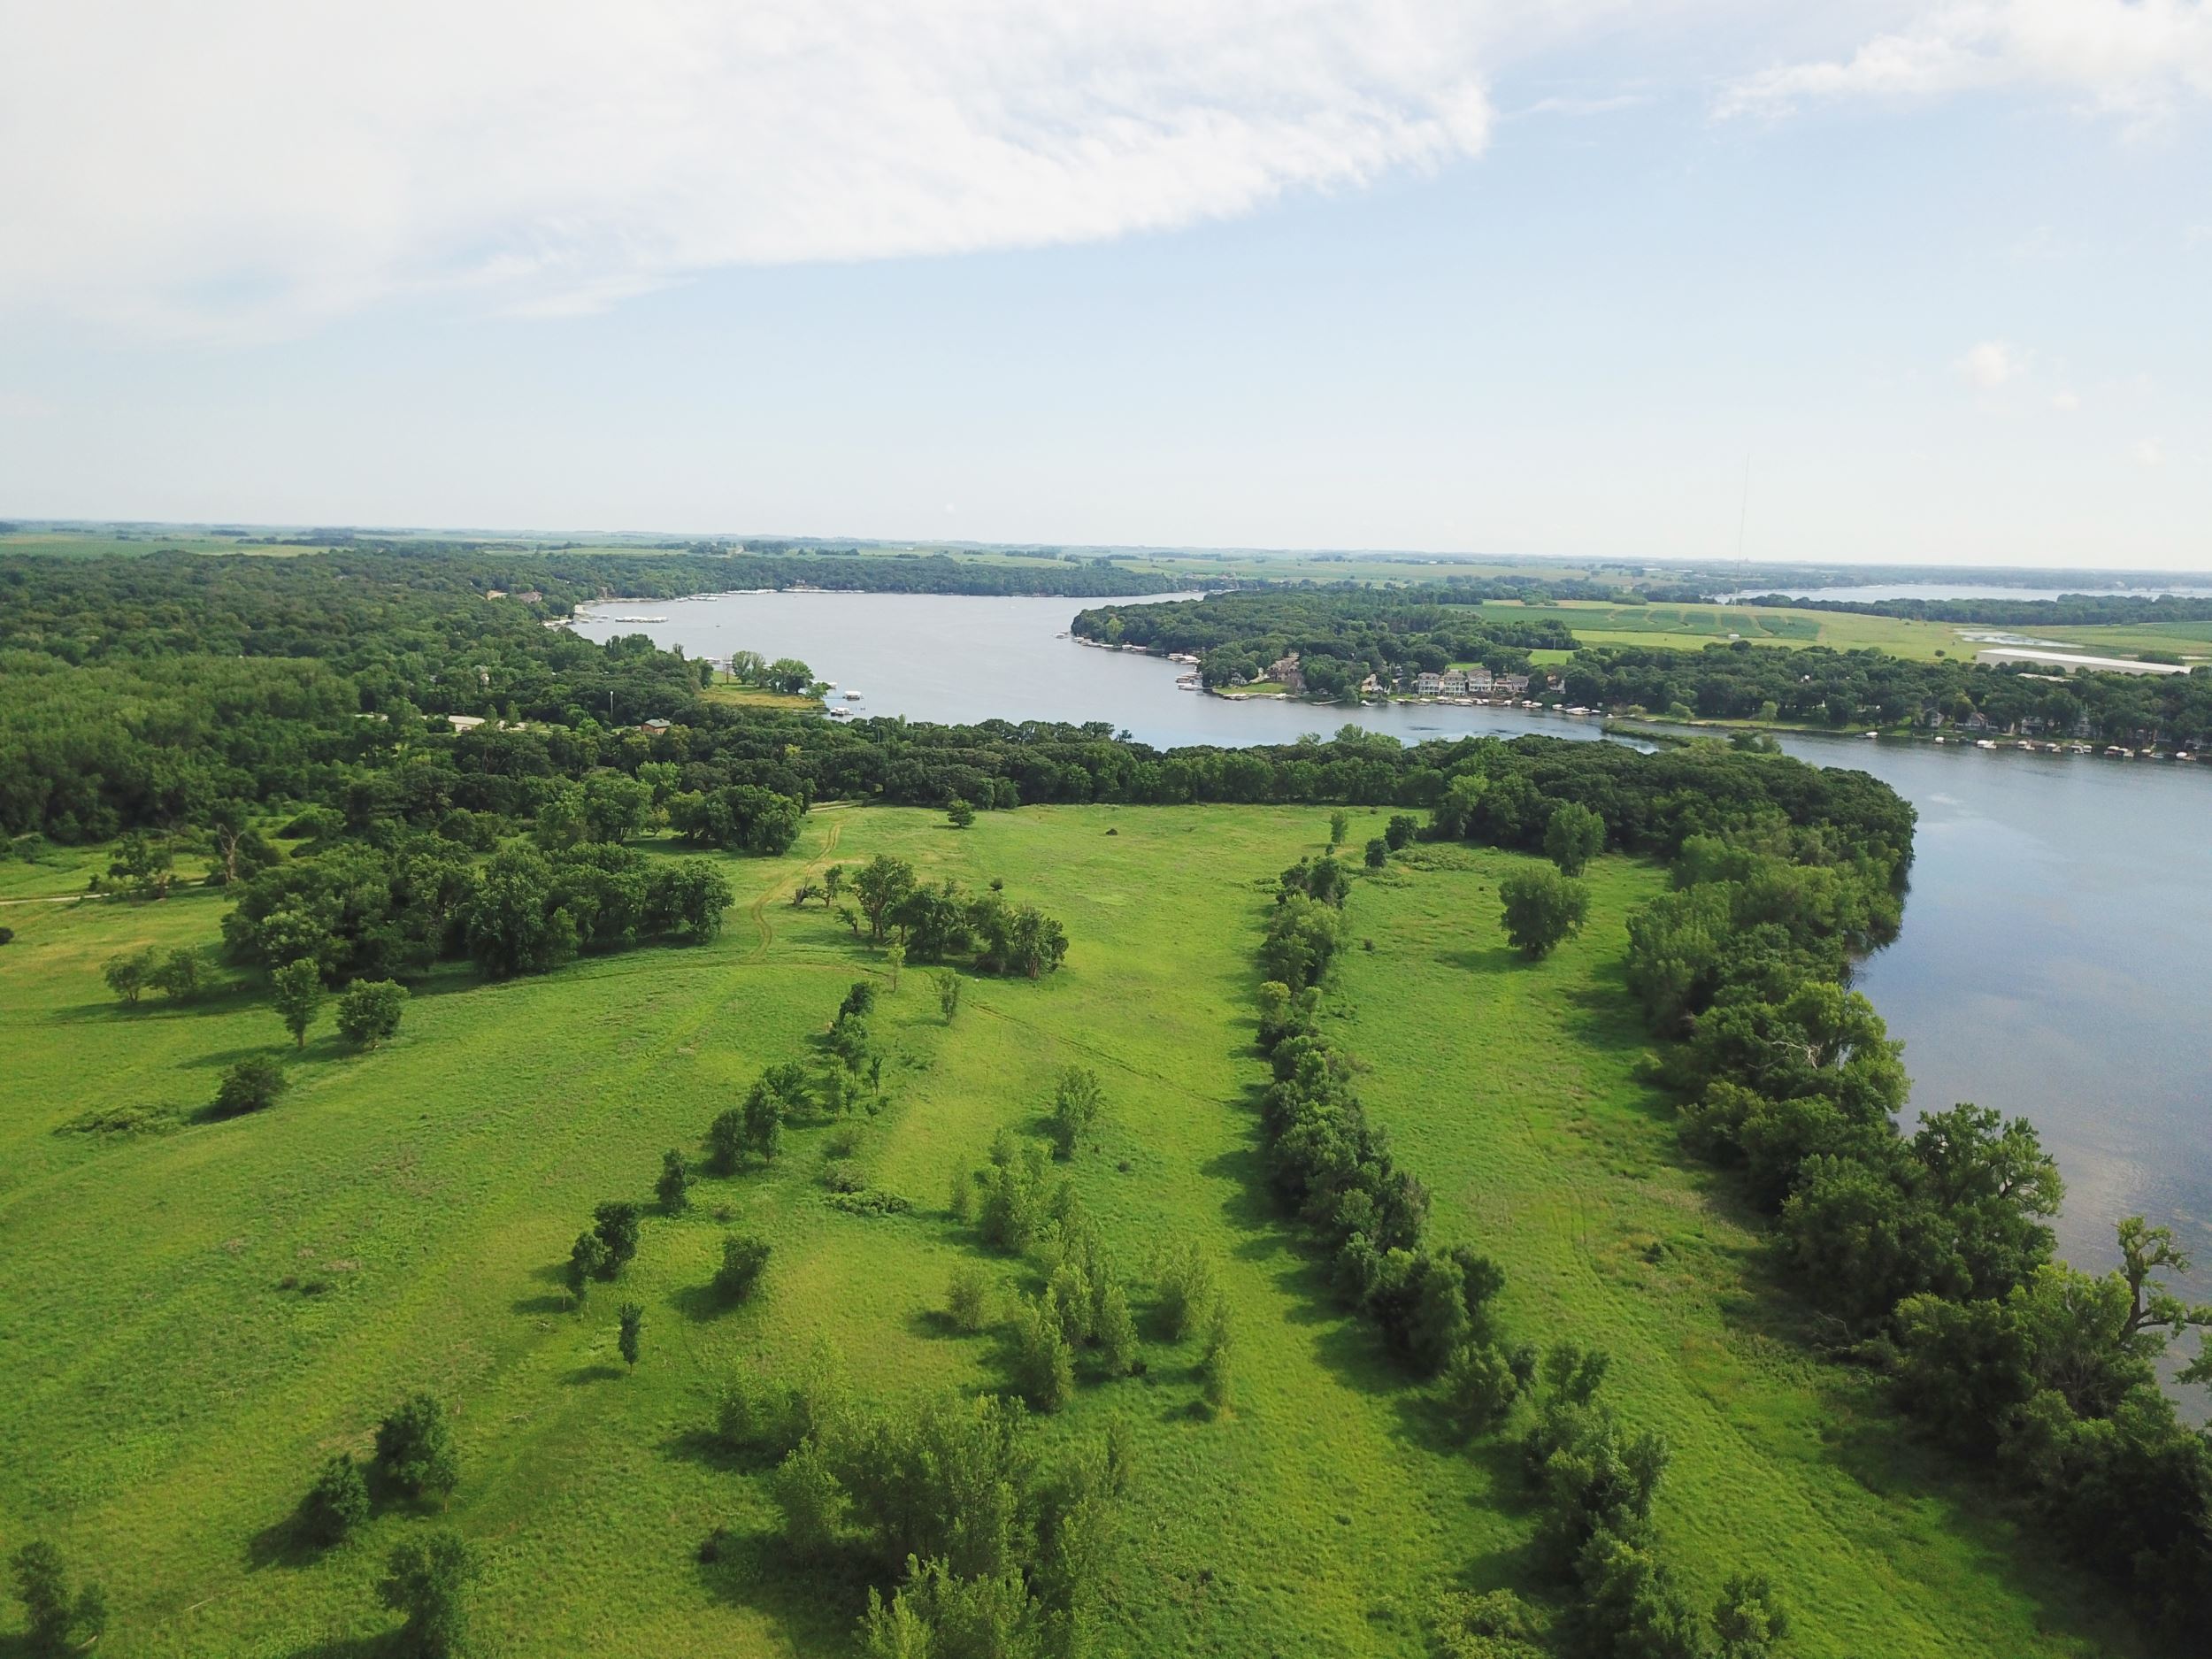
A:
[[2016, 741, 2034, 751], [1863, 731, 1878, 740], [1976, 740, 1998, 750], [827, 706, 852, 721], [844, 691, 863, 701]]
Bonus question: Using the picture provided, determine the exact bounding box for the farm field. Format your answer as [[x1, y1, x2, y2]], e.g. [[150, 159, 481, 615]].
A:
[[2028, 620, 2212, 664], [0, 807, 2135, 1656], [1478, 601, 1960, 660]]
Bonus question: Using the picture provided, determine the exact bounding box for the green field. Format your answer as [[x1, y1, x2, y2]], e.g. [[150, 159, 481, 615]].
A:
[[1479, 601, 1961, 661], [0, 809, 2135, 1655]]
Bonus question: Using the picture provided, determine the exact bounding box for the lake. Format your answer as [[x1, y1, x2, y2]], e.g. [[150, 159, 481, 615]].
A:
[[572, 590, 2210, 1302]]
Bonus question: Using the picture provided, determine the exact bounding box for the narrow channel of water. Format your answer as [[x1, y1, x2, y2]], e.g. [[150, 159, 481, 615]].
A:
[[572, 591, 2210, 1301]]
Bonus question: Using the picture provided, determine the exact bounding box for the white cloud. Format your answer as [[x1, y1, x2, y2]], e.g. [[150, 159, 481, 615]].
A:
[[1956, 339, 2029, 388], [0, 0, 1555, 337], [2137, 437, 2167, 465], [1718, 1, 2212, 124], [2050, 388, 2081, 410]]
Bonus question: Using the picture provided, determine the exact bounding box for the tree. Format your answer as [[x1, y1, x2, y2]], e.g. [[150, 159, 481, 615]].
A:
[[853, 854, 918, 942], [1048, 1066, 1104, 1159], [109, 829, 175, 899], [336, 979, 408, 1048], [885, 941, 905, 989], [380, 1530, 475, 1659], [299, 1452, 371, 1547], [715, 1233, 772, 1301], [618, 1301, 644, 1370], [212, 1054, 287, 1116], [947, 796, 976, 829], [1498, 867, 1590, 959], [1713, 1573, 1791, 1659], [11, 1540, 106, 1655], [1363, 836, 1388, 869], [1011, 1294, 1075, 1411], [103, 946, 157, 1006], [1154, 1243, 1217, 1342], [1096, 1279, 1139, 1377], [271, 956, 326, 1047], [373, 1394, 459, 1500], [593, 1201, 642, 1276], [657, 1148, 691, 1213], [935, 969, 963, 1024], [1200, 1295, 1234, 1416], [565, 1230, 609, 1306], [150, 946, 210, 1002], [1543, 802, 1606, 877], [1329, 809, 1349, 846], [1385, 813, 1418, 851]]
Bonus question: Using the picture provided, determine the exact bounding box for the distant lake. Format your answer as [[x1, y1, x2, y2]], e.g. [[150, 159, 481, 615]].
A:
[[572, 590, 2210, 1312]]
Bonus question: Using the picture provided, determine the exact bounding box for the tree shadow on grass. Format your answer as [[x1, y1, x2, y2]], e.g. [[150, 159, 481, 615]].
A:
[[244, 1512, 322, 1571], [177, 1042, 282, 1071], [282, 1635, 394, 1659], [564, 1363, 626, 1386], [511, 1261, 574, 1317], [670, 1281, 737, 1325], [693, 1522, 870, 1650]]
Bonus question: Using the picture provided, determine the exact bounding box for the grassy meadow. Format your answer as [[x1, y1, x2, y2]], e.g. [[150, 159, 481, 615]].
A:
[[0, 808, 2137, 1655]]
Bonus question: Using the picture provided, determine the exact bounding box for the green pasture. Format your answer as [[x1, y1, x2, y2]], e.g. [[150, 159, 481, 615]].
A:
[[1479, 601, 1958, 660], [0, 809, 2136, 1655]]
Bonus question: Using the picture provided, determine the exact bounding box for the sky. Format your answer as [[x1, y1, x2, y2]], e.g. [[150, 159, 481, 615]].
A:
[[1, 1, 2208, 568]]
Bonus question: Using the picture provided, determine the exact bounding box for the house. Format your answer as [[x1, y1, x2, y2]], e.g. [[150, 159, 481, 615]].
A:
[[1493, 672, 1531, 698], [1439, 670, 1470, 695], [445, 714, 488, 733], [1464, 665, 1494, 693], [511, 588, 545, 604], [641, 718, 672, 734], [1414, 671, 1444, 696], [1357, 673, 1382, 696], [1963, 711, 1991, 732], [1264, 653, 1305, 694]]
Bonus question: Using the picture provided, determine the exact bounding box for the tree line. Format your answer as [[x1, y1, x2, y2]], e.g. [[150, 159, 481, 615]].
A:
[[1255, 838, 1788, 1659]]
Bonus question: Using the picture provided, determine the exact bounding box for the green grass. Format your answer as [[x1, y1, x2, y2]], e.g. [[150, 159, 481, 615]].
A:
[[2025, 622, 2212, 664], [0, 810, 2138, 1655], [1478, 601, 1961, 660]]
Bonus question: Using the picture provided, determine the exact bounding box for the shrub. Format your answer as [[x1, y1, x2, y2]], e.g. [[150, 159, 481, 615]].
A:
[[103, 947, 157, 1006], [150, 946, 211, 1002], [822, 1157, 866, 1194], [1363, 836, 1388, 869], [618, 1302, 643, 1369], [1385, 813, 1418, 851], [947, 1263, 992, 1333], [1048, 1066, 1104, 1159], [212, 1054, 287, 1117], [1200, 1295, 1234, 1416], [335, 979, 408, 1048], [373, 1394, 458, 1500], [935, 969, 963, 1023], [947, 796, 976, 829], [714, 1233, 772, 1302], [299, 1453, 371, 1547], [1152, 1242, 1217, 1343], [657, 1148, 691, 1213]]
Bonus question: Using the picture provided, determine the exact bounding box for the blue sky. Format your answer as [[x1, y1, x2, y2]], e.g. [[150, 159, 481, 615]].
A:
[[2, 2, 2207, 566]]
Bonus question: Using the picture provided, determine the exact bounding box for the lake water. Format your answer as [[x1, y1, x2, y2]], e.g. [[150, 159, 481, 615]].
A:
[[572, 591, 2210, 1299]]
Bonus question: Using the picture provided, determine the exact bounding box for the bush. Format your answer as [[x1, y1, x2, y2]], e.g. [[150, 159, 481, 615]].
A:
[[212, 1054, 287, 1117], [373, 1394, 458, 1500], [1200, 1295, 1234, 1416], [657, 1148, 691, 1213], [335, 979, 408, 1048], [150, 946, 211, 1002], [1363, 836, 1388, 869], [1153, 1242, 1217, 1342], [1498, 867, 1590, 959], [103, 947, 157, 1006], [299, 1453, 371, 1547], [1048, 1065, 1104, 1159], [565, 1230, 610, 1303], [947, 1263, 992, 1333], [1010, 1294, 1075, 1411], [714, 1233, 772, 1301]]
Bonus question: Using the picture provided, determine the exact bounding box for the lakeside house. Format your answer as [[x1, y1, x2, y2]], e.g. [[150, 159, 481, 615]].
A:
[[1264, 652, 1305, 694]]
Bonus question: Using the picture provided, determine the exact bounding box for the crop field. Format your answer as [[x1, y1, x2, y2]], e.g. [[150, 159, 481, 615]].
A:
[[1477, 601, 1959, 660], [2028, 621, 2212, 664], [0, 808, 2133, 1656]]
